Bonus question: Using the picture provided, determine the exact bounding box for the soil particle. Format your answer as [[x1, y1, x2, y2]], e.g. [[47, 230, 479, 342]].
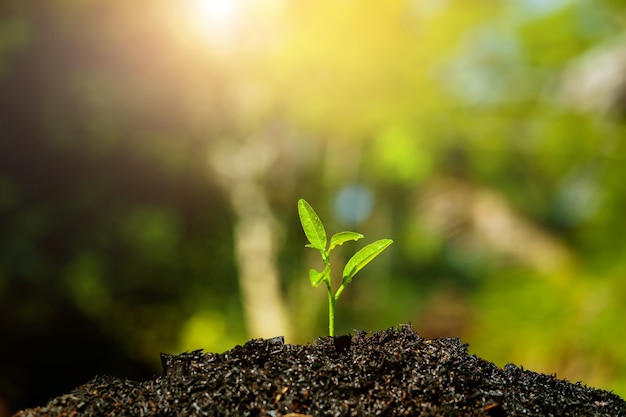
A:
[[14, 325, 625, 416]]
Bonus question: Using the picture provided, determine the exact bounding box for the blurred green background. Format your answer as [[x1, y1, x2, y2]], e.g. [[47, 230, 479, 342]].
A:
[[1, 0, 625, 414]]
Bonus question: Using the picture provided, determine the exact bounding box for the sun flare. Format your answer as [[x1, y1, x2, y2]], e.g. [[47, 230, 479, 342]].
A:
[[193, 0, 241, 26], [185, 0, 244, 44]]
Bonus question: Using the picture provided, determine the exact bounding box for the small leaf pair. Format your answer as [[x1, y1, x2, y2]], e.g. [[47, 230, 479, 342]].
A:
[[298, 198, 393, 336]]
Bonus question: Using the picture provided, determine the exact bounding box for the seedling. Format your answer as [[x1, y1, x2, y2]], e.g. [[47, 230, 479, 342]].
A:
[[298, 198, 393, 337]]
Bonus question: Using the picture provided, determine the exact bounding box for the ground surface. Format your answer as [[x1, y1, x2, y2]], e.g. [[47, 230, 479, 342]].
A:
[[14, 325, 625, 416]]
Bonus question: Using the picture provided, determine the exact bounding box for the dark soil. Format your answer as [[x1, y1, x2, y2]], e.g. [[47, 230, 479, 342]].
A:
[[14, 325, 625, 416]]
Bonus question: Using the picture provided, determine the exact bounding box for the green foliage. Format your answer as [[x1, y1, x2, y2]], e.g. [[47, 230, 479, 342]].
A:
[[298, 198, 393, 336], [4, 0, 626, 405]]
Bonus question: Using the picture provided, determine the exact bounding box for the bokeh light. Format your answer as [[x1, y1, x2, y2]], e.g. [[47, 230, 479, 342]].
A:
[[1, 1, 626, 414]]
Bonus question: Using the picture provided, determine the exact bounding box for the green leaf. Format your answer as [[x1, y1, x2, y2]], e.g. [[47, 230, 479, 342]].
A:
[[329, 231, 364, 251], [309, 267, 328, 287], [298, 199, 327, 251], [342, 239, 393, 284]]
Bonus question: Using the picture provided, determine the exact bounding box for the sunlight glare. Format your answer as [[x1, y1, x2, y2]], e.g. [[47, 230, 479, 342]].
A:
[[188, 0, 244, 44]]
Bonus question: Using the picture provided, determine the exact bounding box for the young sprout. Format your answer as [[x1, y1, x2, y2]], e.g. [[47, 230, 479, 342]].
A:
[[297, 198, 393, 337]]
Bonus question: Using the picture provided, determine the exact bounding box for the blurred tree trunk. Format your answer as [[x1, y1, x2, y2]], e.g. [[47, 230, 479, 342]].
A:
[[560, 31, 626, 117], [210, 136, 291, 340]]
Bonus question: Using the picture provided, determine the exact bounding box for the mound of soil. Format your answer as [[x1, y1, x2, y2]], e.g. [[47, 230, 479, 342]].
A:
[[14, 325, 625, 416]]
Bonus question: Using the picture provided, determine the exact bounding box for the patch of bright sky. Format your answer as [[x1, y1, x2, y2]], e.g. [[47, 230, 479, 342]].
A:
[[441, 29, 526, 106], [334, 184, 374, 226], [440, 0, 578, 106], [518, 0, 575, 17]]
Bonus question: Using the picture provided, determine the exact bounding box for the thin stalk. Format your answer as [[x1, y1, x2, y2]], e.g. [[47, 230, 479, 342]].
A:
[[335, 283, 346, 300], [326, 280, 335, 337]]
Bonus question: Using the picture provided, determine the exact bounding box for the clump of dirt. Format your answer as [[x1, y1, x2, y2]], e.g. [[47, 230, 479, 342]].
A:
[[14, 325, 625, 416]]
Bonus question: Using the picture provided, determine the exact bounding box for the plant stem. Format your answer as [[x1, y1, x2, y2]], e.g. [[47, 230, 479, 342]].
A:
[[326, 280, 335, 337], [335, 283, 346, 300]]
